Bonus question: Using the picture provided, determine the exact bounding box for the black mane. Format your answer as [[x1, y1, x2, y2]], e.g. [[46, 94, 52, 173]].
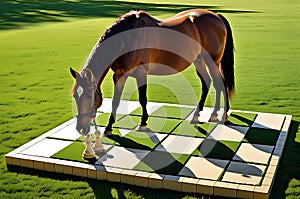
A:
[[99, 10, 156, 43]]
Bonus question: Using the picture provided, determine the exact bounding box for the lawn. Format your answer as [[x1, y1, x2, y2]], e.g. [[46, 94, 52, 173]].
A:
[[0, 0, 299, 198]]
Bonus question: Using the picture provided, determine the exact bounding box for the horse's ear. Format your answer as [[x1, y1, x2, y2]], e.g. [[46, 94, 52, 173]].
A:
[[84, 69, 94, 83], [70, 67, 78, 79]]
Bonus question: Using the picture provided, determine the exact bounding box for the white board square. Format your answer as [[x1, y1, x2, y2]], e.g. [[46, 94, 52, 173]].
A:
[[96, 146, 150, 169], [223, 161, 266, 185], [20, 138, 72, 158], [252, 113, 285, 130], [179, 157, 228, 180], [233, 143, 274, 164], [208, 124, 249, 142], [155, 135, 204, 154]]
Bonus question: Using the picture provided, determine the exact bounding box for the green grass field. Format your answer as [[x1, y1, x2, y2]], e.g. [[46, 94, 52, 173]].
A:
[[0, 0, 299, 198]]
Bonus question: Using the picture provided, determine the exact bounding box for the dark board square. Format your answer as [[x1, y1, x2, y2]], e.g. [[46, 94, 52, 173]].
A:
[[172, 121, 216, 138], [134, 151, 189, 175], [76, 129, 120, 145], [113, 115, 140, 129], [95, 113, 125, 127], [101, 135, 117, 145], [52, 141, 86, 163], [150, 106, 194, 119], [107, 131, 158, 150], [192, 139, 240, 160], [104, 114, 181, 133], [227, 112, 257, 126], [52, 140, 115, 163], [147, 117, 182, 133], [243, 127, 279, 145], [130, 107, 142, 116], [124, 130, 164, 150]]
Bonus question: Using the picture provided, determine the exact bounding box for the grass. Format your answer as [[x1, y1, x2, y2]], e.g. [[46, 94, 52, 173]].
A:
[[0, 0, 299, 198]]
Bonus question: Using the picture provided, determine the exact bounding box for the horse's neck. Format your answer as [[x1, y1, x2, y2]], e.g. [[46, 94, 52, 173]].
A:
[[82, 40, 115, 85], [82, 14, 160, 85]]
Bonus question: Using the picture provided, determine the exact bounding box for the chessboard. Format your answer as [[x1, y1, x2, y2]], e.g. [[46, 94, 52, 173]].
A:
[[5, 99, 292, 199]]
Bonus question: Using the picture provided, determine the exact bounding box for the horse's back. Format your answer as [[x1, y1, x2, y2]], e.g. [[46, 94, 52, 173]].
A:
[[161, 9, 226, 63], [108, 9, 227, 76], [159, 9, 218, 26]]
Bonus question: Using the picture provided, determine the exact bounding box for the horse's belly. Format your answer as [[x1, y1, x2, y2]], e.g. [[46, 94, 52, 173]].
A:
[[147, 63, 189, 75], [146, 50, 192, 75]]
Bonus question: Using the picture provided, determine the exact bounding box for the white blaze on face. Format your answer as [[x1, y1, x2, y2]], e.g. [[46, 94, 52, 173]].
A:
[[77, 86, 84, 98]]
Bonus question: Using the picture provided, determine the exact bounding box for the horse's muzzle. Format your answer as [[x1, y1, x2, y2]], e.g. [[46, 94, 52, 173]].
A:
[[76, 123, 90, 136]]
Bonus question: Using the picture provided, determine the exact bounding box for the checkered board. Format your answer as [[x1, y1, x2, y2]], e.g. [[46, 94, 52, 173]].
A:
[[5, 99, 292, 199]]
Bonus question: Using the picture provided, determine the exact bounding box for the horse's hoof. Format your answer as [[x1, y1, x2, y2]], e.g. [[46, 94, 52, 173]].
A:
[[190, 115, 199, 124], [221, 116, 229, 123], [190, 120, 199, 124], [209, 115, 219, 123], [138, 125, 149, 131], [104, 130, 112, 136]]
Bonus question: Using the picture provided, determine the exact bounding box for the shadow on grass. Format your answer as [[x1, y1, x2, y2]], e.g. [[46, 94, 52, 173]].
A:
[[87, 178, 197, 199], [6, 165, 205, 198], [270, 120, 300, 198], [0, 0, 259, 30]]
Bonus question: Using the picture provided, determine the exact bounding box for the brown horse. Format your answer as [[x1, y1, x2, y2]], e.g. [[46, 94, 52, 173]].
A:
[[70, 9, 234, 136]]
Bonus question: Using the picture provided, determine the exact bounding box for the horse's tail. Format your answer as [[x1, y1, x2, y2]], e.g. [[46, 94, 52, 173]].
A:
[[218, 14, 235, 100]]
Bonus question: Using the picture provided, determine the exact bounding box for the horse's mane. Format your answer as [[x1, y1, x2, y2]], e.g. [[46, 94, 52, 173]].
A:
[[99, 10, 155, 43]]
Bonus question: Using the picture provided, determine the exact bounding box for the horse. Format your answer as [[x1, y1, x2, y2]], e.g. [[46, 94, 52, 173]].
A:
[[70, 9, 234, 156]]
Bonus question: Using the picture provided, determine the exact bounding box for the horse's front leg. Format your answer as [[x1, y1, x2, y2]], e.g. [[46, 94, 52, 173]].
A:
[[222, 88, 230, 123], [104, 73, 127, 135], [136, 69, 148, 131], [82, 134, 96, 160]]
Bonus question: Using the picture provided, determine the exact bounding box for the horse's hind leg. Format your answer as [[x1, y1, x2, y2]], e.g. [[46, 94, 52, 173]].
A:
[[223, 89, 230, 122], [135, 69, 149, 130], [201, 51, 227, 122], [210, 77, 229, 122], [104, 73, 127, 135], [191, 55, 211, 124], [206, 61, 226, 122]]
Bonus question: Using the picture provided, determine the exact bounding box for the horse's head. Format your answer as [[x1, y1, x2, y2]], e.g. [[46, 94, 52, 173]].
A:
[[70, 68, 103, 135]]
